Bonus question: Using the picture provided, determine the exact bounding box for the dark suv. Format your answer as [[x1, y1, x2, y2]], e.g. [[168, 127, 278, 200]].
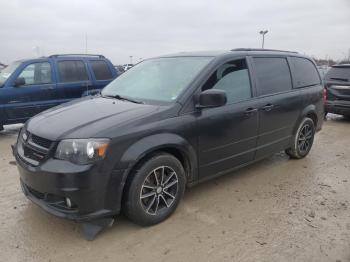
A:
[[324, 64, 350, 117], [14, 49, 323, 233], [0, 54, 118, 131]]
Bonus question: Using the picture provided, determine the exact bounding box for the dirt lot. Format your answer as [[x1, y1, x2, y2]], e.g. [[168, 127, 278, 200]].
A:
[[0, 116, 349, 262]]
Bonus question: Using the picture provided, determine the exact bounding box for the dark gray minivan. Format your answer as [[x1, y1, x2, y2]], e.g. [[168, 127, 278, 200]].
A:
[[14, 49, 324, 238]]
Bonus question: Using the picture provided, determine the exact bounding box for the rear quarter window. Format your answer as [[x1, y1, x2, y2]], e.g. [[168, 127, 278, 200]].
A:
[[253, 57, 292, 96], [290, 57, 321, 88], [90, 60, 113, 80]]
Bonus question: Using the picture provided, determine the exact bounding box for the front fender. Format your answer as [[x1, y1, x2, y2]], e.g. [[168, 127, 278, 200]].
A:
[[119, 133, 197, 182]]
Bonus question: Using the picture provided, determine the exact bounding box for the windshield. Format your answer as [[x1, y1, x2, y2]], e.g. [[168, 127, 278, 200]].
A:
[[325, 66, 350, 81], [0, 61, 21, 86], [101, 57, 213, 103]]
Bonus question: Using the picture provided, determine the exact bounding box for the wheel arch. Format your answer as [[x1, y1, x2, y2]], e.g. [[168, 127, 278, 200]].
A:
[[293, 105, 318, 135], [117, 133, 197, 201], [117, 133, 197, 211]]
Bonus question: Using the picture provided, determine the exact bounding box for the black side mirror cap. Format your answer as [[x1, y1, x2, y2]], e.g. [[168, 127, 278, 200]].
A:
[[196, 89, 227, 109], [14, 77, 25, 87]]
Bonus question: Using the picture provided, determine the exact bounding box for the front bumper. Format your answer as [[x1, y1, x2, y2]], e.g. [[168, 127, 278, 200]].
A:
[[325, 100, 350, 115], [14, 145, 126, 221]]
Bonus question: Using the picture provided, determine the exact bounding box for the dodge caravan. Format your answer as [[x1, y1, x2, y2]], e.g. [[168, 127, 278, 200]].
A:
[[14, 49, 324, 237]]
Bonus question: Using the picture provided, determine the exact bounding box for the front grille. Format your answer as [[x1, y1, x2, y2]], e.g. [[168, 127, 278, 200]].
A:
[[17, 129, 54, 166], [30, 134, 52, 149]]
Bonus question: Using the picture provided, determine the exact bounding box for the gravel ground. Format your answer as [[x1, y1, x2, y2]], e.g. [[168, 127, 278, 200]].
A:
[[0, 116, 349, 262]]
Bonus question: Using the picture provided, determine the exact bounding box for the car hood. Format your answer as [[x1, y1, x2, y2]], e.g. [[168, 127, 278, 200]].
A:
[[26, 96, 160, 141]]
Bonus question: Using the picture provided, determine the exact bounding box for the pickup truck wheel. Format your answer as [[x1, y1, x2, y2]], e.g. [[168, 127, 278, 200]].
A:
[[286, 117, 315, 159], [124, 153, 186, 226]]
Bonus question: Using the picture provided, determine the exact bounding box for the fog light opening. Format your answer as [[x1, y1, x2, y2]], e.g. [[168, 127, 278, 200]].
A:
[[65, 197, 72, 208]]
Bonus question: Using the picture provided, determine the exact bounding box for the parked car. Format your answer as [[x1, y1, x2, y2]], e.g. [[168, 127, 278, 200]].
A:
[[114, 65, 125, 75], [0, 54, 118, 131], [14, 49, 324, 238], [123, 63, 134, 71], [324, 64, 350, 117]]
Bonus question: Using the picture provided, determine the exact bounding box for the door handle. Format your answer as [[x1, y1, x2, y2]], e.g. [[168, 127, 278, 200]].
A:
[[244, 107, 258, 117], [261, 104, 274, 112]]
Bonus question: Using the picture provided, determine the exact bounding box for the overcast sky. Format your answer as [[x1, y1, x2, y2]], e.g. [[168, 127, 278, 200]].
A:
[[0, 0, 349, 64]]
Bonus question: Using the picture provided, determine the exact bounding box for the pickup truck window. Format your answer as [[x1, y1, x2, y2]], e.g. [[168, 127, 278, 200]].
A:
[[58, 60, 89, 83], [90, 60, 113, 80], [17, 62, 52, 85]]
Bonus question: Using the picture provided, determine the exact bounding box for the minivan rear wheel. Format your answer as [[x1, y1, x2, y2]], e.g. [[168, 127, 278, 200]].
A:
[[124, 153, 186, 226], [286, 117, 315, 159]]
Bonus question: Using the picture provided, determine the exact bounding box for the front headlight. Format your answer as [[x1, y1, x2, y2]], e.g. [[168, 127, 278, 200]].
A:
[[55, 139, 110, 165]]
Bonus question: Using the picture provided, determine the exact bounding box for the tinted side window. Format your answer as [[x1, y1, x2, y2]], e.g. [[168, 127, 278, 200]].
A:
[[290, 57, 321, 88], [202, 59, 251, 104], [253, 57, 292, 96], [58, 60, 88, 82], [90, 60, 113, 80], [17, 62, 52, 85]]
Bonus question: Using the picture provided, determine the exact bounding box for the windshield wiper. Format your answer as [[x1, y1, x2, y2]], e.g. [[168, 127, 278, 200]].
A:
[[104, 94, 144, 104]]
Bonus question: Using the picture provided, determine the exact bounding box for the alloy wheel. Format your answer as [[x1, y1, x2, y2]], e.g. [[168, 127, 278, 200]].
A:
[[140, 166, 179, 215], [297, 124, 313, 153]]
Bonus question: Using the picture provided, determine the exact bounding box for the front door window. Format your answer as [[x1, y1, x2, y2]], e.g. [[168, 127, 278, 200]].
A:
[[202, 59, 252, 104], [17, 62, 52, 86]]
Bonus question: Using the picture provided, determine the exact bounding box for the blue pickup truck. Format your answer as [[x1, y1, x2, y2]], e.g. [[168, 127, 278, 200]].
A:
[[0, 54, 118, 131]]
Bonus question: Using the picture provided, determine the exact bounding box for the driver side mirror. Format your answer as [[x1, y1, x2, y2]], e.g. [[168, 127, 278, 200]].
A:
[[196, 89, 227, 109], [14, 77, 26, 87]]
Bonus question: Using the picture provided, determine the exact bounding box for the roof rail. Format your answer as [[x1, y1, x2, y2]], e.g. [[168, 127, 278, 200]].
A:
[[231, 48, 298, 54], [49, 54, 105, 58]]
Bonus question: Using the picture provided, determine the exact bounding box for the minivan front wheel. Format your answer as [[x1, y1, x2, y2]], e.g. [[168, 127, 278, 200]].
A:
[[124, 153, 186, 226], [286, 117, 315, 159]]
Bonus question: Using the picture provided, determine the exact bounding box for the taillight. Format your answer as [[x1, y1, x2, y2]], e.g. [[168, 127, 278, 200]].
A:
[[323, 87, 327, 103]]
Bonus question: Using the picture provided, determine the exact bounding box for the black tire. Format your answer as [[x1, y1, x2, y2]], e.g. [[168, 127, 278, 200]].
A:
[[286, 117, 315, 159], [124, 153, 186, 226], [0, 124, 3, 132]]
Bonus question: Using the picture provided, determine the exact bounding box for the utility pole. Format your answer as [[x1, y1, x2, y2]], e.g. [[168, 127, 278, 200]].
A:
[[259, 30, 268, 49], [85, 33, 88, 54]]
